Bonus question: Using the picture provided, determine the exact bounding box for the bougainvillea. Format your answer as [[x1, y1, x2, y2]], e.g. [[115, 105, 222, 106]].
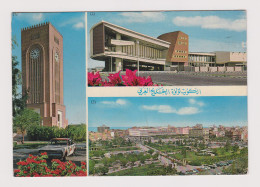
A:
[[88, 69, 161, 86], [14, 153, 87, 177], [88, 71, 103, 86]]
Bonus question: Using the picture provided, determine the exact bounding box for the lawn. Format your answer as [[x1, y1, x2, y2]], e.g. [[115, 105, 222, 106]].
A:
[[107, 163, 165, 176], [105, 146, 140, 152], [170, 150, 244, 166]]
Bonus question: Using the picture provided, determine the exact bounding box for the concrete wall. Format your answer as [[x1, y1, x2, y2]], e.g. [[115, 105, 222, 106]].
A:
[[218, 67, 226, 72], [226, 67, 235, 72], [200, 67, 208, 72], [215, 51, 230, 64], [216, 51, 247, 64], [230, 52, 247, 62], [209, 67, 218, 72], [195, 67, 200, 72], [235, 66, 242, 71]]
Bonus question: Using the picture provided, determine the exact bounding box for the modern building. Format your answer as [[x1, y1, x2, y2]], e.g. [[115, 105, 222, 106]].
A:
[[188, 52, 216, 67], [21, 22, 68, 128], [158, 31, 189, 71], [215, 51, 247, 67], [90, 21, 247, 72], [97, 124, 110, 133], [90, 21, 171, 72]]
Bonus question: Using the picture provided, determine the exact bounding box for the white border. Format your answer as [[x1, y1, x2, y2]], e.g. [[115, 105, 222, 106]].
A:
[[1, 0, 260, 187]]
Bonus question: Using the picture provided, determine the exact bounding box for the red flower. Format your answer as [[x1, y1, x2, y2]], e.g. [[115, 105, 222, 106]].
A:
[[41, 152, 47, 156], [14, 169, 20, 173], [81, 161, 86, 166]]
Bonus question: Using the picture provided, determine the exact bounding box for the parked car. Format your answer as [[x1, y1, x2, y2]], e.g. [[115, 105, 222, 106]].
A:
[[38, 138, 76, 161]]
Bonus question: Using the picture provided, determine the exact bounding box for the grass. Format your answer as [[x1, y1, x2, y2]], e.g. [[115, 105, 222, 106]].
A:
[[105, 146, 140, 152], [107, 163, 162, 176], [169, 150, 243, 166]]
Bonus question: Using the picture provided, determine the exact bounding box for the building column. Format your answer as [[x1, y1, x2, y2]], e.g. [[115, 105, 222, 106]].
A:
[[115, 33, 121, 53], [115, 58, 122, 72]]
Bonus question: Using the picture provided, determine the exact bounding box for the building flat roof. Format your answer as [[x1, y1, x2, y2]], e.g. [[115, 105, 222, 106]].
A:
[[90, 21, 171, 48], [189, 52, 216, 56]]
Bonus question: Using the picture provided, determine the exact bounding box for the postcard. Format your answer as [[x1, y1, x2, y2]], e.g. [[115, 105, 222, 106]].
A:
[[11, 10, 248, 177]]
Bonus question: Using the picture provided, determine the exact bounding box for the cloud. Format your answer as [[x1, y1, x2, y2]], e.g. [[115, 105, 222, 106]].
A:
[[173, 16, 246, 32], [141, 105, 200, 115], [189, 99, 205, 107], [176, 107, 200, 115], [115, 12, 165, 23], [59, 15, 84, 30], [16, 13, 44, 24], [189, 38, 246, 52], [101, 99, 127, 106], [73, 22, 84, 29], [142, 105, 176, 113]]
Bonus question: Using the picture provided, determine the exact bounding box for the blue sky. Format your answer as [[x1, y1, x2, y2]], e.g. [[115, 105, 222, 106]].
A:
[[12, 12, 86, 124], [88, 97, 247, 128], [87, 11, 247, 68]]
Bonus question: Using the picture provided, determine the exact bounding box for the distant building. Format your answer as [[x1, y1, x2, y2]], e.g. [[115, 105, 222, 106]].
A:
[[225, 129, 242, 141], [89, 130, 113, 142], [90, 21, 247, 72], [189, 124, 203, 138], [97, 125, 110, 133]]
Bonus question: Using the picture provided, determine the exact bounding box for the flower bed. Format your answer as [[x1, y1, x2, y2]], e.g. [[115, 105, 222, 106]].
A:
[[88, 69, 161, 86], [14, 152, 87, 177]]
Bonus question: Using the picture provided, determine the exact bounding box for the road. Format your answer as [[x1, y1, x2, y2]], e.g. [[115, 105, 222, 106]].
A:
[[141, 143, 227, 175], [100, 71, 247, 86], [13, 143, 86, 169], [139, 72, 247, 86]]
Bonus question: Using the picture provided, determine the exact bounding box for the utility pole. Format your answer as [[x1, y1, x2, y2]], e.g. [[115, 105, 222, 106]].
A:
[[137, 40, 140, 76]]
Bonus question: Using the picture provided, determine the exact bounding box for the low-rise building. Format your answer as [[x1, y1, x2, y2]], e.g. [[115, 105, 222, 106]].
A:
[[97, 125, 110, 133]]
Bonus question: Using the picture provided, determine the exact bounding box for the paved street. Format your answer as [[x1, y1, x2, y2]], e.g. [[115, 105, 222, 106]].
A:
[[13, 143, 86, 169], [139, 71, 247, 86], [100, 71, 247, 86]]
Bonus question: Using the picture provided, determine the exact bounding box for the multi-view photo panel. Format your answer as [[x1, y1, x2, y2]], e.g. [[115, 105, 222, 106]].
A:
[[11, 10, 247, 177]]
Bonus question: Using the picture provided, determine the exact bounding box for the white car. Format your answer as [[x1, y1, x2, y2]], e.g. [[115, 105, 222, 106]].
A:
[[39, 138, 76, 161]]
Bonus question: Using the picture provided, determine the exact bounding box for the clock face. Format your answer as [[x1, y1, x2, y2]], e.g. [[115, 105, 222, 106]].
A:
[[30, 48, 40, 59], [55, 52, 59, 62]]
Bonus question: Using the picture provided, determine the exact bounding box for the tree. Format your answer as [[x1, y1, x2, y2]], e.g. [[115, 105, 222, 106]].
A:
[[232, 145, 239, 153], [225, 140, 231, 152], [181, 148, 187, 158], [12, 37, 27, 118], [13, 108, 41, 143], [148, 149, 154, 155]]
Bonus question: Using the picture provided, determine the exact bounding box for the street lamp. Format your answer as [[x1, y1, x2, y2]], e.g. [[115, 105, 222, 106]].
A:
[[136, 40, 139, 76]]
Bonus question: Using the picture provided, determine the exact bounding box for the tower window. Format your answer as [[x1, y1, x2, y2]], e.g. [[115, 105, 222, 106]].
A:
[[54, 36, 59, 45]]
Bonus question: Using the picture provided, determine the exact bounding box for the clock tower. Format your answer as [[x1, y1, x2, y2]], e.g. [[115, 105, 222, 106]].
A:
[[21, 22, 68, 128]]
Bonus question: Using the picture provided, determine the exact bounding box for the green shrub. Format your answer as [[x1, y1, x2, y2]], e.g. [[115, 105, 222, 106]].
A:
[[27, 124, 86, 142]]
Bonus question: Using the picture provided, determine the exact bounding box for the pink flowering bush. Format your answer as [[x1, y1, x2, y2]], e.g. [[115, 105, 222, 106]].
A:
[[88, 69, 161, 86], [88, 71, 102, 86]]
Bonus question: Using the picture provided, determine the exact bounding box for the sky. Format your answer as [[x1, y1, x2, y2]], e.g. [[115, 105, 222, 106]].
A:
[[12, 12, 86, 124], [88, 96, 247, 128], [87, 10, 247, 68]]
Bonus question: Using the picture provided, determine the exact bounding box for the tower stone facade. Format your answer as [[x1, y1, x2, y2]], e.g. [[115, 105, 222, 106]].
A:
[[21, 22, 68, 128]]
